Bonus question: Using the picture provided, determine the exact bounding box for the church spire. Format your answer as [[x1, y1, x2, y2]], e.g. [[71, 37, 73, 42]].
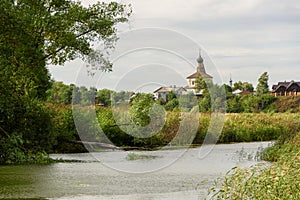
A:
[[197, 48, 203, 64], [196, 49, 206, 73]]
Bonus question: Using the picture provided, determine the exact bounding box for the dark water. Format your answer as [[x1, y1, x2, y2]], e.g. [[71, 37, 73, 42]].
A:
[[0, 142, 272, 199]]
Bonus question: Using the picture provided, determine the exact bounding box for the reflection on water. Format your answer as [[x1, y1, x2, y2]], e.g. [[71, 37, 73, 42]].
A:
[[0, 142, 272, 199]]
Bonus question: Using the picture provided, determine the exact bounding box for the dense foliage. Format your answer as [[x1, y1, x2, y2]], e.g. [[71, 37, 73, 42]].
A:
[[256, 72, 270, 95], [0, 0, 131, 164], [232, 81, 254, 92], [33, 102, 300, 152]]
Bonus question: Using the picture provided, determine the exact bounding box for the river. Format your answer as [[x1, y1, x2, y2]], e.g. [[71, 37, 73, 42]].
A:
[[0, 141, 273, 199]]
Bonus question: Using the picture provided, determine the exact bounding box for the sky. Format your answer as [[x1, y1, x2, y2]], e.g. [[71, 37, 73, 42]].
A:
[[48, 0, 300, 92]]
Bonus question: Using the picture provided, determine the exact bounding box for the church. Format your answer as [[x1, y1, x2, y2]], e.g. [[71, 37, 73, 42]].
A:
[[153, 51, 212, 101], [185, 51, 213, 95]]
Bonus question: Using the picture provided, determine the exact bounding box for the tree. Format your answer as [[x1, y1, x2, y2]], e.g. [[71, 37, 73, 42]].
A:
[[72, 85, 81, 104], [209, 84, 226, 112], [96, 89, 112, 106], [167, 91, 177, 102], [223, 84, 233, 98], [233, 81, 254, 92], [129, 93, 155, 126], [46, 81, 73, 104], [1, 0, 131, 98], [178, 92, 197, 111], [243, 82, 254, 92], [256, 72, 269, 95], [165, 98, 179, 111], [226, 96, 243, 113], [233, 81, 243, 91], [195, 76, 212, 94], [0, 0, 131, 163]]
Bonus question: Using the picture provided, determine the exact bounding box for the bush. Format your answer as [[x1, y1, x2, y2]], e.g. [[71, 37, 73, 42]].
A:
[[0, 97, 54, 164], [48, 104, 86, 153], [272, 96, 300, 113]]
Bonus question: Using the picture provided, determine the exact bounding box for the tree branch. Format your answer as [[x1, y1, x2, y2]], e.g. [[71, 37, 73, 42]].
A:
[[42, 29, 95, 62], [0, 126, 10, 138]]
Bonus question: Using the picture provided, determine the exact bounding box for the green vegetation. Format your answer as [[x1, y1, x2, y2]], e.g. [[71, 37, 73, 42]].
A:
[[0, 3, 298, 167], [209, 132, 300, 200], [222, 113, 300, 142], [42, 103, 300, 152], [3, 199, 47, 200], [125, 152, 159, 161], [2, 78, 300, 164], [232, 81, 254, 92], [0, 0, 131, 164], [196, 113, 300, 144], [272, 95, 300, 113], [226, 94, 277, 113], [2, 76, 300, 164], [256, 72, 270, 95]]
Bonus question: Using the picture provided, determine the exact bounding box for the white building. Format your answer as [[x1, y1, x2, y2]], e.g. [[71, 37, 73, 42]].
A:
[[153, 86, 187, 102]]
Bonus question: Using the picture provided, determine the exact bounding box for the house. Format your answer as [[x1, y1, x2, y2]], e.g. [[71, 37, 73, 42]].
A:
[[272, 81, 300, 96], [185, 51, 213, 95], [153, 86, 187, 102], [232, 89, 252, 95]]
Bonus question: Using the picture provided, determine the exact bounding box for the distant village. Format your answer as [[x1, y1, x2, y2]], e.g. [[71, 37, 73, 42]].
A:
[[153, 51, 300, 102]]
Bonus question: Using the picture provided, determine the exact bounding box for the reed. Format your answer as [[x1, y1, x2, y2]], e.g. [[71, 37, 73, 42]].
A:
[[208, 131, 300, 199]]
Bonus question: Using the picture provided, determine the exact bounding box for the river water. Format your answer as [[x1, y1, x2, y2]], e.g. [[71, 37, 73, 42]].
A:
[[0, 142, 273, 199]]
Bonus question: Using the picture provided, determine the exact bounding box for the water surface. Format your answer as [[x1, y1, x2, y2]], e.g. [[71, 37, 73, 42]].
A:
[[0, 142, 272, 199]]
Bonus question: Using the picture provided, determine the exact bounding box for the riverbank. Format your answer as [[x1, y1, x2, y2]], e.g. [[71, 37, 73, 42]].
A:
[[210, 132, 300, 199], [55, 106, 300, 152], [2, 108, 300, 165]]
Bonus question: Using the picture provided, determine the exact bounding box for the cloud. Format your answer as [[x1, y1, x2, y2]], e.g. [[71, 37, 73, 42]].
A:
[[125, 0, 260, 20]]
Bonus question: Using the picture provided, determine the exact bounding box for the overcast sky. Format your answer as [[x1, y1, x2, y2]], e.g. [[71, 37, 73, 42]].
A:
[[48, 0, 300, 92]]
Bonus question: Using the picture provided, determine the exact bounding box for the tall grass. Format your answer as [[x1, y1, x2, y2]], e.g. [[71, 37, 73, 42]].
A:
[[208, 132, 300, 200], [50, 104, 300, 150], [220, 113, 300, 143], [193, 113, 300, 145]]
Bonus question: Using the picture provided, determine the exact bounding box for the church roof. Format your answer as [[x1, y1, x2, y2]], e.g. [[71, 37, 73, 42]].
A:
[[153, 86, 186, 93], [186, 50, 213, 79], [186, 71, 212, 79]]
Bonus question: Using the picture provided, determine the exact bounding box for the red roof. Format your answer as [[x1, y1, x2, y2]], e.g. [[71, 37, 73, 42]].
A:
[[239, 90, 252, 95]]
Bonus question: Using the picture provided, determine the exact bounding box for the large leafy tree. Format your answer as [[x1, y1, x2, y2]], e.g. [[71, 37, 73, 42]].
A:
[[0, 0, 131, 163], [0, 0, 131, 102], [256, 72, 269, 95]]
